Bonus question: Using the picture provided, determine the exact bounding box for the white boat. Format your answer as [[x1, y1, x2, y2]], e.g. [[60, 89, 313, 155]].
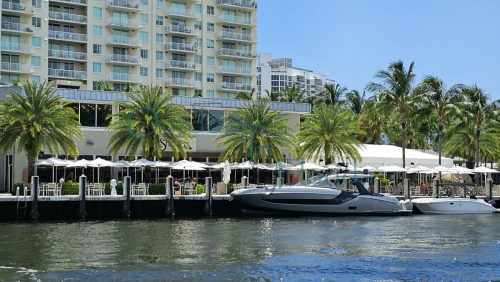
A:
[[230, 174, 413, 216], [412, 182, 500, 214]]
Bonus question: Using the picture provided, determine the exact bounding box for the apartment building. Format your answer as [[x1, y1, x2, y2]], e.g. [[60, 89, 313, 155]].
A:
[[0, 0, 258, 98], [257, 53, 334, 98]]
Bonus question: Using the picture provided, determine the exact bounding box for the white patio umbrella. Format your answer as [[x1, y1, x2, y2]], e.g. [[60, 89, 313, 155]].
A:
[[154, 161, 170, 183], [473, 166, 499, 173], [359, 165, 378, 172], [35, 157, 70, 182], [294, 162, 325, 171], [223, 160, 231, 184], [66, 159, 91, 175], [130, 159, 156, 183], [87, 158, 115, 183]]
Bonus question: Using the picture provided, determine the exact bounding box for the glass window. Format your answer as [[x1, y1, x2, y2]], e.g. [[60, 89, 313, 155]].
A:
[[32, 37, 41, 48], [194, 4, 202, 14], [194, 55, 202, 64], [194, 72, 202, 81], [32, 0, 41, 8], [140, 31, 148, 42], [96, 104, 112, 127], [31, 56, 41, 67], [140, 67, 148, 77], [93, 7, 102, 18], [93, 26, 102, 36], [207, 23, 214, 32], [155, 33, 163, 43], [140, 49, 148, 59], [222, 92, 235, 99], [156, 16, 163, 25], [140, 14, 148, 24], [80, 103, 96, 127], [156, 68, 163, 78], [93, 44, 102, 54], [207, 6, 214, 15], [93, 81, 99, 90], [156, 0, 163, 8], [32, 17, 41, 28], [93, 62, 101, 73], [140, 0, 148, 6], [172, 88, 186, 96], [31, 75, 41, 85], [194, 38, 202, 47], [207, 39, 214, 49], [155, 51, 163, 61], [207, 56, 214, 66], [207, 73, 214, 83], [207, 90, 214, 98], [194, 21, 202, 30], [208, 110, 224, 132], [192, 109, 207, 131]]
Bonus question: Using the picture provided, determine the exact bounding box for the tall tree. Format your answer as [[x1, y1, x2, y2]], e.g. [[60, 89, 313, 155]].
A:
[[106, 85, 192, 183], [318, 83, 347, 106], [0, 81, 83, 179], [345, 90, 366, 115], [366, 60, 417, 168], [263, 89, 280, 101], [295, 104, 362, 164], [279, 84, 305, 103]]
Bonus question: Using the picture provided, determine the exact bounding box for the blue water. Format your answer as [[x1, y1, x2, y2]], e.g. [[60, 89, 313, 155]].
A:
[[1, 215, 500, 281]]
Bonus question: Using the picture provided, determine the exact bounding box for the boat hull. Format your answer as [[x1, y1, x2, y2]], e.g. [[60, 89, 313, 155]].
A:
[[412, 198, 499, 214]]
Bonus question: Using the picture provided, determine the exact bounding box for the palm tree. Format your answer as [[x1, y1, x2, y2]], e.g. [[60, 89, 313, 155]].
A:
[[0, 81, 83, 179], [413, 76, 464, 165], [97, 80, 114, 91], [295, 104, 362, 164], [345, 90, 366, 115], [263, 89, 280, 101], [279, 84, 305, 103], [366, 60, 417, 168], [358, 96, 389, 144], [317, 83, 347, 106], [214, 100, 295, 163], [106, 85, 192, 183]]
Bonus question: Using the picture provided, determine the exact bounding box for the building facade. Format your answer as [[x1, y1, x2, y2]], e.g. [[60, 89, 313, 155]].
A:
[[257, 53, 334, 98], [1, 0, 258, 99]]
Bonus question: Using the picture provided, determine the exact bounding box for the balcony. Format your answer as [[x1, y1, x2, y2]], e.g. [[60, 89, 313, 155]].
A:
[[106, 17, 142, 30], [0, 62, 34, 74], [165, 78, 199, 88], [48, 49, 87, 61], [217, 65, 253, 76], [105, 0, 142, 12], [0, 42, 34, 54], [1, 22, 34, 34], [50, 0, 87, 6], [165, 42, 199, 53], [216, 48, 258, 59], [48, 68, 87, 79], [105, 54, 142, 65], [106, 72, 142, 83], [49, 11, 87, 24], [1, 1, 34, 14], [217, 31, 257, 43], [165, 25, 199, 36], [105, 35, 142, 47], [48, 30, 88, 43], [216, 15, 257, 26], [165, 8, 199, 19], [165, 60, 200, 71], [217, 82, 253, 91], [216, 0, 257, 11]]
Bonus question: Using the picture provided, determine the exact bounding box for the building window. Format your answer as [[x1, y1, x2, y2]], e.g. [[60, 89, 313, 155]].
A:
[[207, 39, 214, 49], [93, 7, 102, 18], [194, 4, 202, 14], [32, 17, 41, 28], [207, 5, 214, 15], [140, 0, 148, 6], [222, 92, 235, 99], [156, 16, 163, 25], [93, 26, 102, 36], [93, 63, 101, 73], [140, 14, 148, 24], [31, 56, 41, 67], [140, 49, 148, 59], [194, 72, 202, 81], [140, 67, 148, 77], [140, 31, 148, 42], [194, 21, 202, 30], [93, 44, 102, 54], [31, 75, 41, 85], [156, 68, 163, 78], [32, 37, 41, 48], [207, 90, 214, 98], [207, 56, 214, 66], [32, 0, 41, 8], [194, 55, 202, 64], [207, 73, 214, 83], [156, 0, 163, 8], [172, 88, 186, 96], [194, 38, 202, 48], [207, 23, 214, 32], [155, 51, 163, 61], [74, 103, 112, 127], [155, 33, 163, 43]]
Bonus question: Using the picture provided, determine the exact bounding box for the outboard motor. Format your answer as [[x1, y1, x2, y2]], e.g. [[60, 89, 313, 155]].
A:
[[399, 199, 413, 211]]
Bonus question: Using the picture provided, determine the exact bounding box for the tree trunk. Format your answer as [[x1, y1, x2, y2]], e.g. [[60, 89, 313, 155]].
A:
[[475, 125, 480, 186], [401, 114, 406, 168], [438, 118, 443, 165], [144, 166, 151, 184], [28, 155, 36, 181]]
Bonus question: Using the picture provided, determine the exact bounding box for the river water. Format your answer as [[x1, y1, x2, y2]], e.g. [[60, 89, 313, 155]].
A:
[[1, 215, 500, 281]]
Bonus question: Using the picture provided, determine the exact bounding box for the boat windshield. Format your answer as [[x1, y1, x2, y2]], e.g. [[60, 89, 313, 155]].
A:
[[295, 175, 335, 188]]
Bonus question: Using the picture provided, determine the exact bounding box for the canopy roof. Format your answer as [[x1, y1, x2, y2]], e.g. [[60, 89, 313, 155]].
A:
[[355, 144, 454, 167]]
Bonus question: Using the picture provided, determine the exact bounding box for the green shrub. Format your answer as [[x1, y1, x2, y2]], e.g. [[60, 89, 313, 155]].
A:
[[196, 184, 205, 194], [62, 182, 79, 195], [104, 182, 123, 195], [373, 173, 391, 186], [12, 183, 27, 196], [148, 183, 166, 195], [226, 183, 234, 194]]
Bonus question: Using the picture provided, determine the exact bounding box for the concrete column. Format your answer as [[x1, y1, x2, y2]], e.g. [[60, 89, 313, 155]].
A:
[[374, 178, 380, 194], [165, 175, 174, 217], [433, 179, 439, 197], [123, 176, 131, 218], [241, 176, 248, 189], [277, 177, 284, 188], [78, 174, 87, 219], [403, 178, 410, 199], [485, 178, 492, 199], [30, 176, 39, 220], [204, 177, 213, 216]]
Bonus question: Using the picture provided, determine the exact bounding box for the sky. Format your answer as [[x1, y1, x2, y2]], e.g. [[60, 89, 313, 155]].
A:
[[257, 0, 500, 100]]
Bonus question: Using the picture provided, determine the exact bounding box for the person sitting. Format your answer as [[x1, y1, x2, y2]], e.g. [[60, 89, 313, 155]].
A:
[[191, 177, 197, 189], [173, 178, 180, 188], [66, 172, 74, 183]]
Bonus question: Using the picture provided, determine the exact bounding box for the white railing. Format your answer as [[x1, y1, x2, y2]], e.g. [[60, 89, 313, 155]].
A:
[[48, 49, 87, 61], [51, 0, 87, 5], [1, 21, 34, 33], [1, 1, 32, 12], [0, 62, 33, 73], [165, 8, 199, 18], [106, 35, 142, 46], [165, 60, 199, 70], [106, 72, 142, 83], [0, 42, 34, 53], [48, 68, 87, 79], [106, 17, 142, 28], [217, 31, 256, 42], [216, 48, 258, 58], [165, 25, 199, 36], [217, 15, 257, 26], [106, 0, 142, 10], [48, 30, 88, 42], [218, 65, 252, 75], [105, 54, 142, 64], [49, 11, 87, 23], [165, 42, 198, 52], [217, 82, 253, 91], [165, 78, 198, 87], [217, 0, 257, 9]]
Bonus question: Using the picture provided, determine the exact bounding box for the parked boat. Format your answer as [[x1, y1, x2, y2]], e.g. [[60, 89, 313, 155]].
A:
[[230, 174, 413, 216]]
